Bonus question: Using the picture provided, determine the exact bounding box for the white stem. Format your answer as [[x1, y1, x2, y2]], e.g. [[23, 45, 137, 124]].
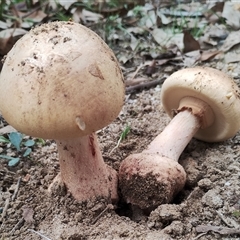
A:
[[143, 110, 201, 161], [55, 133, 118, 202]]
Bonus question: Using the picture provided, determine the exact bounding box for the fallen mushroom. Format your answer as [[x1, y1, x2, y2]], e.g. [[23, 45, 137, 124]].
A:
[[119, 67, 240, 210], [0, 21, 125, 203]]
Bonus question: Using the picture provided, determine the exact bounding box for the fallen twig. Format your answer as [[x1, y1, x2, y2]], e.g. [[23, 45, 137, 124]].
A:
[[12, 177, 21, 201], [128, 63, 146, 82], [126, 78, 165, 94], [1, 177, 22, 229], [0, 198, 10, 230], [192, 232, 208, 240], [196, 224, 240, 235], [10, 217, 24, 234], [92, 204, 114, 224], [1, 198, 10, 220], [28, 229, 52, 240], [216, 210, 239, 228]]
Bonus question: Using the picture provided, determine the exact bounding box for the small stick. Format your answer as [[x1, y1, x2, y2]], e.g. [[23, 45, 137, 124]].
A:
[[129, 63, 145, 82], [192, 232, 208, 240], [0, 198, 10, 230], [92, 204, 114, 224], [1, 198, 10, 219], [10, 217, 24, 234], [28, 229, 52, 240], [216, 210, 239, 228], [126, 78, 165, 94], [102, 155, 118, 162], [12, 177, 21, 201], [216, 210, 233, 228], [196, 224, 240, 235]]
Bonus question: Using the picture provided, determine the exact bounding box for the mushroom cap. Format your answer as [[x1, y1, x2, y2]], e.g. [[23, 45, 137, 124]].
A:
[[161, 67, 240, 142], [0, 21, 125, 140]]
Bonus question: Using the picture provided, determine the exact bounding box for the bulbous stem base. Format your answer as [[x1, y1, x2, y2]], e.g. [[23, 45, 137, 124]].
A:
[[50, 133, 118, 203]]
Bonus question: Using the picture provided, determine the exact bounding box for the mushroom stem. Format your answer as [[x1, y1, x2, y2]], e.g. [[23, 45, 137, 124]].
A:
[[119, 67, 240, 211], [55, 133, 118, 203], [119, 98, 213, 210], [143, 110, 201, 161]]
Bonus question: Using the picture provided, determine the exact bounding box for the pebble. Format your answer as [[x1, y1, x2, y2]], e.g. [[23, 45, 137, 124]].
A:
[[201, 189, 223, 208], [198, 178, 213, 190], [148, 204, 182, 228]]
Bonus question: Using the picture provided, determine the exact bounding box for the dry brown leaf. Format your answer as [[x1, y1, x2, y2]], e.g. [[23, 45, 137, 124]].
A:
[[157, 58, 172, 66], [204, 2, 224, 23], [183, 30, 200, 53], [152, 28, 184, 51], [0, 125, 17, 135], [157, 12, 171, 25], [222, 2, 240, 30], [0, 28, 27, 38], [54, 0, 76, 10], [156, 56, 183, 66], [161, 2, 203, 17], [0, 28, 27, 56], [95, 1, 138, 17], [225, 51, 240, 64], [220, 31, 240, 52], [25, 10, 47, 23], [199, 25, 228, 49], [211, 2, 225, 13], [0, 20, 12, 29], [183, 50, 201, 67], [199, 35, 218, 48], [80, 9, 103, 23], [201, 50, 221, 62], [125, 77, 148, 87], [14, 9, 47, 23], [0, 36, 15, 55], [72, 6, 83, 23], [145, 60, 156, 76]]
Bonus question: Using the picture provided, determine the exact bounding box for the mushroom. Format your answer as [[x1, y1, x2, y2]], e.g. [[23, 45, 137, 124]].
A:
[[119, 67, 240, 211], [0, 21, 125, 203]]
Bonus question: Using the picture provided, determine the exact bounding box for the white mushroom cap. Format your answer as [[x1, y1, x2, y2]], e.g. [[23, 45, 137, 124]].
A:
[[0, 21, 125, 140], [161, 67, 240, 142]]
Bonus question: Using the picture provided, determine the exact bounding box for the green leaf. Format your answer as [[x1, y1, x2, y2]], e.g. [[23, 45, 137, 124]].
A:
[[36, 138, 45, 145], [0, 154, 15, 160], [24, 139, 35, 147], [8, 157, 20, 167], [116, 125, 131, 148], [0, 136, 10, 143], [232, 211, 240, 218], [8, 132, 23, 151], [23, 148, 32, 157], [0, 154, 20, 167], [120, 125, 130, 141], [109, 125, 131, 155]]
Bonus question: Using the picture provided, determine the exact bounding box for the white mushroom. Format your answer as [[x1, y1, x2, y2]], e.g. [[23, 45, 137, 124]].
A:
[[119, 67, 240, 210], [0, 21, 125, 203]]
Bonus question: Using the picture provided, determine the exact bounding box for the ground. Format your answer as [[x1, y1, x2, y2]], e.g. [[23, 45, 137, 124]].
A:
[[1, 1, 240, 240], [1, 60, 240, 240]]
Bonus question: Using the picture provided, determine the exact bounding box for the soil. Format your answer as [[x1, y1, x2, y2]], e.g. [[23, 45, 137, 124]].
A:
[[1, 58, 240, 239]]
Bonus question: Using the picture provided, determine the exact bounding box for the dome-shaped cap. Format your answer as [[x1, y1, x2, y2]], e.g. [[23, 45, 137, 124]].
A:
[[0, 21, 125, 140]]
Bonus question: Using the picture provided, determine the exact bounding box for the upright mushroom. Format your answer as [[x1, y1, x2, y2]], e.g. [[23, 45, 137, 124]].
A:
[[0, 21, 125, 203], [119, 67, 240, 211]]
